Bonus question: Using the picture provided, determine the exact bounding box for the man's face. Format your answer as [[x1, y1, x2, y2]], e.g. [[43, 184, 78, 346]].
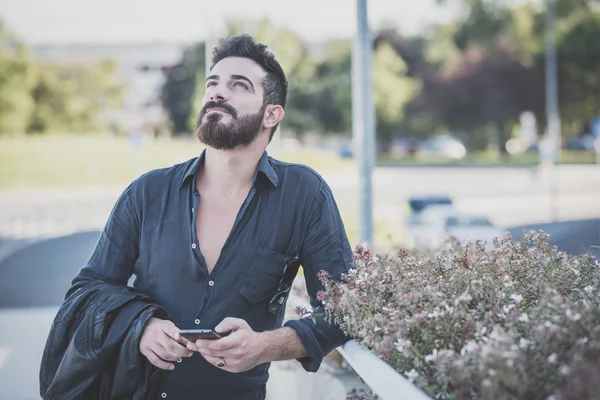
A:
[[194, 57, 267, 150]]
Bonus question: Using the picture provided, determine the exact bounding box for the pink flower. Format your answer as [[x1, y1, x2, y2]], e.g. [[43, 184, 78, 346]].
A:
[[316, 290, 326, 302], [317, 270, 330, 279]]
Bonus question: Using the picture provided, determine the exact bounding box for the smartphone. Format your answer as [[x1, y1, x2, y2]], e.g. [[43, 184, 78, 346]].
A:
[[178, 329, 223, 341]]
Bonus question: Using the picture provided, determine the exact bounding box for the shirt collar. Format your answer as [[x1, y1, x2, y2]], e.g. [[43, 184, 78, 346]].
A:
[[180, 149, 279, 188]]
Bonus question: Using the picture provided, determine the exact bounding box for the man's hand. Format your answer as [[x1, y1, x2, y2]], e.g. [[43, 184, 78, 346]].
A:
[[139, 317, 193, 370], [186, 317, 265, 373]]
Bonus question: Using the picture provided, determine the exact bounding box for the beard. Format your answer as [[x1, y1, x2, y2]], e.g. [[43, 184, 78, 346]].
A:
[[194, 101, 266, 150]]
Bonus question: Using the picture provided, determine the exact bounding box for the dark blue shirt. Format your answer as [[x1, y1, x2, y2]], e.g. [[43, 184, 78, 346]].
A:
[[72, 150, 354, 400]]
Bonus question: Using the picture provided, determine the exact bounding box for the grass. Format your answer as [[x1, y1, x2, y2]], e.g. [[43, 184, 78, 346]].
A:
[[0, 134, 354, 188], [342, 212, 405, 252], [378, 149, 598, 166], [3, 134, 596, 188]]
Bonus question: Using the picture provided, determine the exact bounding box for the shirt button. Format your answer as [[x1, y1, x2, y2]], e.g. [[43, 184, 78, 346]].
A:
[[191, 243, 196, 249], [208, 280, 214, 287], [192, 207, 194, 213], [194, 319, 200, 325], [177, 358, 182, 363], [161, 393, 167, 399]]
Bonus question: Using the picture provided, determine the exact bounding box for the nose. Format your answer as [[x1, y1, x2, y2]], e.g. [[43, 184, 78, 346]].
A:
[[208, 82, 227, 102]]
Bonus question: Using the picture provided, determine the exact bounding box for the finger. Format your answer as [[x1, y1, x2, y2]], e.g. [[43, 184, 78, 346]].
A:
[[215, 317, 248, 334], [186, 341, 200, 352], [162, 322, 182, 342], [201, 353, 234, 372], [146, 349, 175, 371], [153, 344, 183, 362], [160, 337, 193, 358], [176, 335, 190, 346], [196, 334, 241, 353]]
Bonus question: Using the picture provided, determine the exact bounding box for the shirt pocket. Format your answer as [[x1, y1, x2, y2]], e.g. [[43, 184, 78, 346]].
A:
[[239, 245, 291, 306]]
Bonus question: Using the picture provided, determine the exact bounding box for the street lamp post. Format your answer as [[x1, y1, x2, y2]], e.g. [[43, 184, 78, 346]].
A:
[[352, 0, 375, 246], [545, 0, 561, 221]]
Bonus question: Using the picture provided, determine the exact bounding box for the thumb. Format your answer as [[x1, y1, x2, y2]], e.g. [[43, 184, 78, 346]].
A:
[[215, 317, 248, 334]]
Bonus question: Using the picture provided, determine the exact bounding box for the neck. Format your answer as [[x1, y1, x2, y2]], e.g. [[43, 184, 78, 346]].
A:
[[199, 143, 265, 194]]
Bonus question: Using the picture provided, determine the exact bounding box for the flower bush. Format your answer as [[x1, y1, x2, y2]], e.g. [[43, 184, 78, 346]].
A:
[[301, 231, 600, 400]]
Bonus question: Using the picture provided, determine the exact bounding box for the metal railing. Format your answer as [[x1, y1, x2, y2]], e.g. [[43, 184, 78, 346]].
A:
[[337, 340, 431, 400]]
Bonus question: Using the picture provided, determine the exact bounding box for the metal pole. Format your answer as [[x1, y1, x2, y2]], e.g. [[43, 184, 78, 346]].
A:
[[352, 0, 375, 246], [545, 0, 561, 221]]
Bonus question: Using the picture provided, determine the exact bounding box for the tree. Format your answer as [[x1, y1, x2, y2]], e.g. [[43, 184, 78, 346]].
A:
[[411, 47, 545, 152], [161, 42, 205, 136], [0, 21, 36, 135], [435, 0, 600, 139], [372, 41, 421, 149], [28, 59, 124, 133], [554, 3, 600, 133]]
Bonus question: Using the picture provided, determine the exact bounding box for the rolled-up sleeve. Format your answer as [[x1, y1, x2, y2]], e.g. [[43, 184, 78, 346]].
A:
[[70, 179, 142, 291], [284, 180, 354, 372]]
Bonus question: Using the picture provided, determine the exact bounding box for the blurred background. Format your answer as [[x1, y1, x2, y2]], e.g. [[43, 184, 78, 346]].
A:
[[1, 0, 599, 399]]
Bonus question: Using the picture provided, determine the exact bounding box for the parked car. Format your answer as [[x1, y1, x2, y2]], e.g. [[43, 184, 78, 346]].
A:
[[406, 195, 453, 225], [416, 134, 467, 160], [565, 134, 596, 152], [338, 144, 353, 159], [389, 137, 421, 158], [405, 204, 504, 250]]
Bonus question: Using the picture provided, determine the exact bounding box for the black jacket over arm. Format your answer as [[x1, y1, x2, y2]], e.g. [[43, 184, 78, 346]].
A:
[[39, 273, 168, 400]]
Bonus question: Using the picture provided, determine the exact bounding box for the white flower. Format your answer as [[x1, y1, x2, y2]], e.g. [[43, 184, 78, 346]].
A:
[[579, 337, 589, 344], [519, 338, 531, 349], [547, 353, 557, 364], [506, 359, 514, 368], [503, 304, 515, 313], [455, 291, 472, 305], [565, 309, 581, 321], [405, 369, 419, 383], [480, 327, 488, 335], [559, 365, 571, 376], [374, 326, 381, 333], [510, 293, 523, 303], [584, 285, 594, 295], [518, 313, 529, 323], [425, 349, 438, 363], [460, 340, 479, 355], [395, 338, 407, 352]]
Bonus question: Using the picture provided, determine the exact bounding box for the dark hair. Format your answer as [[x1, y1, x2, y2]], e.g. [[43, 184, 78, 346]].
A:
[[211, 34, 288, 139]]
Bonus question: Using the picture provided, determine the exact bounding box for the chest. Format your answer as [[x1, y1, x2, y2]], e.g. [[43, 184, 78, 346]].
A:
[[195, 192, 248, 273]]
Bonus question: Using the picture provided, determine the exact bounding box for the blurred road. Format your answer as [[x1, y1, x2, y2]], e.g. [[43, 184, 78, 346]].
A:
[[1, 165, 599, 241]]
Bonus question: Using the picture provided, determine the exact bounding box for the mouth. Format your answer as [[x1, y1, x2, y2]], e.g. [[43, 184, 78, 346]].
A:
[[206, 108, 229, 114]]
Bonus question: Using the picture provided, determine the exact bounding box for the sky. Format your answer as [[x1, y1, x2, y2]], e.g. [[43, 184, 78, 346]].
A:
[[0, 0, 460, 45]]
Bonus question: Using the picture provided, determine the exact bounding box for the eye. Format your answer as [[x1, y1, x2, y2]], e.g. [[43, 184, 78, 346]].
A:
[[234, 81, 249, 89], [206, 81, 217, 88]]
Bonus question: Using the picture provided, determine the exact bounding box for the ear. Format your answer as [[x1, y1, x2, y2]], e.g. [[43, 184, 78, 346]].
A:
[[263, 105, 285, 130]]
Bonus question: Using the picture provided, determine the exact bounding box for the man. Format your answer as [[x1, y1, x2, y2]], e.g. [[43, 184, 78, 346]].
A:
[[67, 34, 353, 399]]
